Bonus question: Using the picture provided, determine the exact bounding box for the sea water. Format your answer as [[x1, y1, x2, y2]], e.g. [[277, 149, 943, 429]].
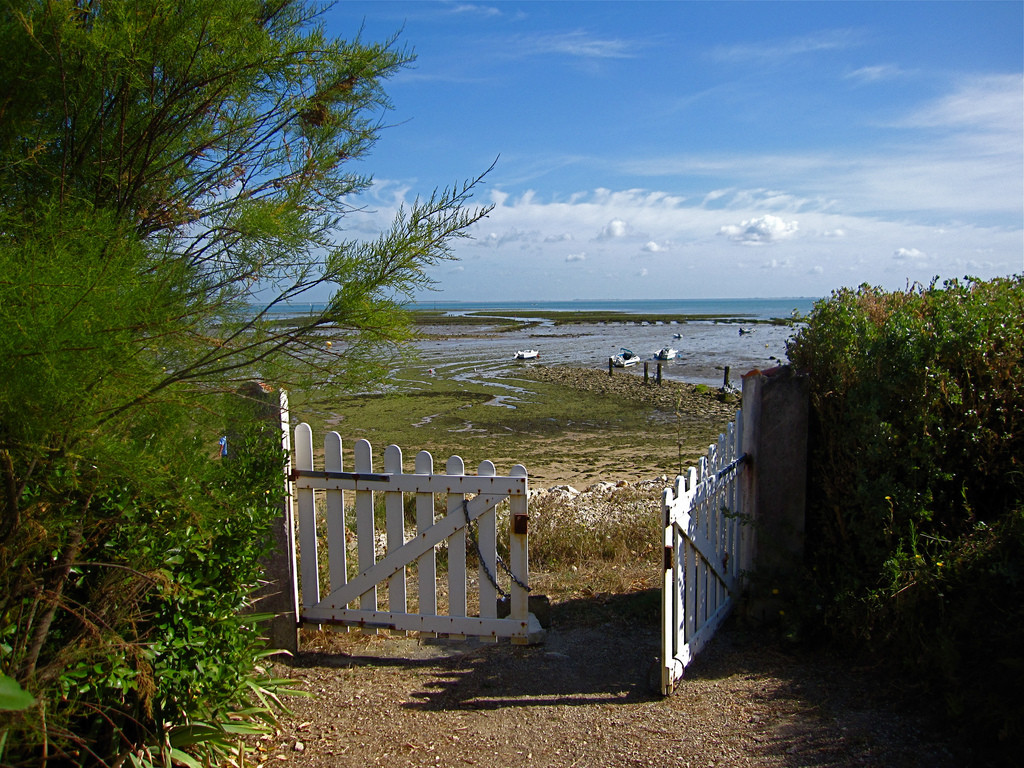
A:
[[415, 314, 803, 388], [408, 297, 817, 320], [260, 297, 820, 388], [265, 297, 818, 321]]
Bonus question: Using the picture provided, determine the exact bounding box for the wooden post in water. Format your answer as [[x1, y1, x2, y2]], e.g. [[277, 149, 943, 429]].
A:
[[609, 357, 614, 376], [723, 366, 731, 390], [644, 362, 650, 384], [657, 362, 663, 385]]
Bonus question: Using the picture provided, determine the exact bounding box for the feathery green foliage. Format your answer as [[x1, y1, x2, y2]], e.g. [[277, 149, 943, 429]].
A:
[[0, 1, 490, 763]]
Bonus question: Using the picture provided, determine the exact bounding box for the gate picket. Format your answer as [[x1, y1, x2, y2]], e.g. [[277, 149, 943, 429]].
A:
[[476, 460, 498, 625], [384, 444, 407, 632], [294, 423, 320, 612], [446, 455, 468, 635], [508, 463, 530, 624], [415, 450, 437, 636], [325, 432, 346, 596], [354, 439, 377, 632]]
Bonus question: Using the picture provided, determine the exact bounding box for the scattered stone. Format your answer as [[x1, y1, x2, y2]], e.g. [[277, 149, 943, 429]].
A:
[[549, 484, 579, 496]]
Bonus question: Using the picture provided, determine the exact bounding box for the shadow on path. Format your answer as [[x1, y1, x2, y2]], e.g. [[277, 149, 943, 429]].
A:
[[287, 589, 663, 710]]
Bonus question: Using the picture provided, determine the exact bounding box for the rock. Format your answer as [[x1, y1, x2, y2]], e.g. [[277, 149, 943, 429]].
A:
[[549, 485, 579, 497]]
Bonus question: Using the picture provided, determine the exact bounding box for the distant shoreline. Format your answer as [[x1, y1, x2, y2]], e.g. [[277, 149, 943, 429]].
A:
[[258, 296, 819, 325], [409, 308, 798, 328]]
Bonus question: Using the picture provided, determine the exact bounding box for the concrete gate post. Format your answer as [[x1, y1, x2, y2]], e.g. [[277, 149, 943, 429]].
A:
[[739, 365, 809, 622], [228, 382, 299, 653]]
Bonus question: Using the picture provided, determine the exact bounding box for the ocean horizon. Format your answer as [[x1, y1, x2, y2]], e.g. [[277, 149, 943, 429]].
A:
[[263, 296, 820, 321]]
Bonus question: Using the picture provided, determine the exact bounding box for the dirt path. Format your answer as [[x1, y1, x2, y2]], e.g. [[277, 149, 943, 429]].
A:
[[258, 613, 957, 768]]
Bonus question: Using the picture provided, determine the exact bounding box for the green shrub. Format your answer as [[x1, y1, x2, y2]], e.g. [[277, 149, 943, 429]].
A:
[[786, 276, 1024, 761], [0, 418, 291, 766]]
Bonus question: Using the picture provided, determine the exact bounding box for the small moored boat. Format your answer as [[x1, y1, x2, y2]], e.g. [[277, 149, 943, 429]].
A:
[[656, 347, 678, 360], [611, 348, 640, 367], [514, 349, 539, 360]]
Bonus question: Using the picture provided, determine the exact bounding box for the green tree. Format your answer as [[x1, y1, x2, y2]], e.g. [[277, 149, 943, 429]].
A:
[[0, 1, 490, 763]]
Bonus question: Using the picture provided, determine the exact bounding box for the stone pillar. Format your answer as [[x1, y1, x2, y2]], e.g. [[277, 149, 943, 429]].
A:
[[230, 383, 299, 653], [739, 366, 809, 622]]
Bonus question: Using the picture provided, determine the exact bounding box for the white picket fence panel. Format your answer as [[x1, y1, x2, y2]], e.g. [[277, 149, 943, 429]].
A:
[[660, 410, 747, 695], [288, 423, 541, 643]]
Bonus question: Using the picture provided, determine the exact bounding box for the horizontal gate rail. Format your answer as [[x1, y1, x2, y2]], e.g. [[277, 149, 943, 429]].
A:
[[295, 609, 535, 637], [289, 468, 527, 496], [661, 410, 746, 695], [288, 423, 542, 644]]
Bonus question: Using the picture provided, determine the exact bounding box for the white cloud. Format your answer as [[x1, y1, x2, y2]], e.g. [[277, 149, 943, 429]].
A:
[[643, 241, 666, 253], [902, 74, 1023, 135], [893, 247, 927, 261], [517, 30, 638, 60], [599, 218, 629, 239], [449, 3, 503, 17], [702, 188, 732, 207], [483, 228, 537, 247], [618, 75, 1023, 222], [712, 29, 863, 63], [720, 215, 799, 244], [345, 180, 1021, 302], [845, 64, 904, 83]]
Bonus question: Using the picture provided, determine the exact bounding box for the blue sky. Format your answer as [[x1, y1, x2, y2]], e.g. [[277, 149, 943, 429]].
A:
[[323, 1, 1023, 301]]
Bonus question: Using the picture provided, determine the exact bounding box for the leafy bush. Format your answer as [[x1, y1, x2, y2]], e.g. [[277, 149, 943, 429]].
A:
[[786, 276, 1024, 761], [0, 414, 291, 766]]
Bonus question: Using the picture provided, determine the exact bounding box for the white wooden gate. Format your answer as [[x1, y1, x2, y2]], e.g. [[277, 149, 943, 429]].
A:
[[288, 423, 542, 643], [660, 411, 747, 695]]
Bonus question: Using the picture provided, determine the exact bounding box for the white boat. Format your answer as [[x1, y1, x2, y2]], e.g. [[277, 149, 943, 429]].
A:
[[655, 347, 678, 360], [611, 348, 640, 367], [514, 349, 539, 360], [672, 333, 682, 340]]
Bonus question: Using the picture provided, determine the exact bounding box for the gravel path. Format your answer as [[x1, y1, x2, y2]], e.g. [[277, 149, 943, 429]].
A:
[[260, 621, 957, 768]]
